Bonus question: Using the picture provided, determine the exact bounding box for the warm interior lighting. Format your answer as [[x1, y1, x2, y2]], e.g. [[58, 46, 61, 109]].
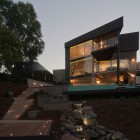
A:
[[100, 41, 103, 45], [96, 80, 101, 84], [128, 72, 135, 77], [33, 82, 36, 85], [39, 132, 42, 135], [40, 84, 43, 86], [131, 58, 135, 62], [120, 76, 124, 82], [10, 134, 13, 136], [44, 126, 46, 128]]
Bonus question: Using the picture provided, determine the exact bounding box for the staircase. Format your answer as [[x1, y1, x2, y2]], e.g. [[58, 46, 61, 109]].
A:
[[3, 88, 39, 120]]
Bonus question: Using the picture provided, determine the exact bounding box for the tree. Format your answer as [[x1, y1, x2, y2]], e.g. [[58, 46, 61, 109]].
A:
[[0, 27, 22, 72], [0, 0, 44, 67]]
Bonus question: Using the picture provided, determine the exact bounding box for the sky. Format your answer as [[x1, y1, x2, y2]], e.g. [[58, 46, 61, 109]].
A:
[[13, 0, 140, 73]]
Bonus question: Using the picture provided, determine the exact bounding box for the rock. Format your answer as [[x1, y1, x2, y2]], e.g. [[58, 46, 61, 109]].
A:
[[107, 129, 116, 134], [83, 118, 97, 126], [83, 129, 99, 139], [81, 106, 93, 113], [60, 126, 65, 132], [98, 136, 106, 140], [84, 111, 97, 119], [71, 111, 83, 120], [64, 123, 75, 130], [122, 138, 129, 140], [111, 131, 125, 140], [106, 133, 112, 140], [96, 125, 107, 135], [61, 133, 81, 140]]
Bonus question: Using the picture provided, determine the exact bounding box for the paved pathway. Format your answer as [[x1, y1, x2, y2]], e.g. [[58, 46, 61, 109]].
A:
[[3, 88, 40, 120]]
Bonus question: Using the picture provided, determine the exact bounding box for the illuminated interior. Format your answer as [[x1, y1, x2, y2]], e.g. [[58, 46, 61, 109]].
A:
[[70, 40, 92, 60], [70, 58, 92, 77], [69, 33, 138, 85], [94, 32, 118, 51]]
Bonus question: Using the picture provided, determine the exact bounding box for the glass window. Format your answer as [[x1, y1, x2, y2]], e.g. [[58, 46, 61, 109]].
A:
[[76, 60, 84, 76], [70, 46, 76, 60], [77, 43, 84, 58], [111, 60, 117, 70], [84, 58, 92, 74], [120, 60, 129, 69], [99, 61, 110, 72], [70, 62, 77, 77], [94, 61, 98, 73], [70, 76, 92, 86], [70, 58, 92, 77], [85, 41, 92, 56]]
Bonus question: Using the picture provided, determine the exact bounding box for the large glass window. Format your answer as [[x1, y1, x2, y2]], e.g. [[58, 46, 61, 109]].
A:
[[111, 60, 117, 70], [70, 46, 77, 60], [70, 58, 92, 77], [70, 76, 92, 86], [93, 32, 118, 52], [120, 60, 129, 69], [99, 61, 110, 72], [77, 44, 84, 59], [84, 58, 92, 74], [85, 41, 92, 56], [70, 40, 92, 60]]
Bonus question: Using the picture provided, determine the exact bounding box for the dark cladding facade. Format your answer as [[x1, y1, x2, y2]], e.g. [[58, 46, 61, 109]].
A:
[[13, 62, 53, 83], [65, 17, 139, 85]]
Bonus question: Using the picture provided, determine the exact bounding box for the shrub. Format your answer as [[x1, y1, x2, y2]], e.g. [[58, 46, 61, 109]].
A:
[[5, 91, 14, 98]]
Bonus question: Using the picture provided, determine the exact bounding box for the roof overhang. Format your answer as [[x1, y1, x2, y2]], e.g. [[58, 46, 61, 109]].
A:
[[65, 17, 123, 48]]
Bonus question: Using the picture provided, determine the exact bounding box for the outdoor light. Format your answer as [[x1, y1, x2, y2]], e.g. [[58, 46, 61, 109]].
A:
[[40, 84, 43, 86], [10, 134, 13, 136], [39, 132, 42, 135], [83, 118, 88, 126], [76, 126, 83, 132], [44, 126, 46, 128], [33, 82, 36, 85]]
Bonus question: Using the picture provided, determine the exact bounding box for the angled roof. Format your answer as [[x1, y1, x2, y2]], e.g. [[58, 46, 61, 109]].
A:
[[65, 17, 123, 48]]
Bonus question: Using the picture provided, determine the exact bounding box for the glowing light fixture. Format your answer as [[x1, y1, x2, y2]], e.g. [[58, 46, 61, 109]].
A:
[[128, 72, 135, 77], [10, 134, 13, 136], [96, 80, 101, 84], [33, 82, 36, 85], [39, 132, 42, 135], [131, 58, 135, 62]]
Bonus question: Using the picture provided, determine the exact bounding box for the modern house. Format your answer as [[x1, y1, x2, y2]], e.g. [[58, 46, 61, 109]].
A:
[[13, 62, 53, 83], [65, 17, 140, 86]]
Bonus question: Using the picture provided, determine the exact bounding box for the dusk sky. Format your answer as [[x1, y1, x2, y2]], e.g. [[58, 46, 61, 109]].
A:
[[13, 0, 140, 73]]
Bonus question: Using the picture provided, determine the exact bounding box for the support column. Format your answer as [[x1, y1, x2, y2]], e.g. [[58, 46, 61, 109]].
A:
[[92, 40, 94, 84], [117, 31, 120, 84]]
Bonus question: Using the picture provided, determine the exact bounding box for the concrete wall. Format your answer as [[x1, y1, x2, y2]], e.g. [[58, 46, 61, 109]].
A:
[[41, 85, 68, 96], [53, 69, 65, 84], [27, 79, 54, 88], [38, 95, 71, 111]]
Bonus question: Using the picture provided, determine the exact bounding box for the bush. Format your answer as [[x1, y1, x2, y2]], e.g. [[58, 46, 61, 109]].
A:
[[5, 91, 14, 98], [33, 89, 48, 98]]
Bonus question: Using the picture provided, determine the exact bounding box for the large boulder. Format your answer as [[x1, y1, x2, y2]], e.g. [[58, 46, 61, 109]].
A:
[[111, 131, 125, 140], [71, 111, 83, 120]]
